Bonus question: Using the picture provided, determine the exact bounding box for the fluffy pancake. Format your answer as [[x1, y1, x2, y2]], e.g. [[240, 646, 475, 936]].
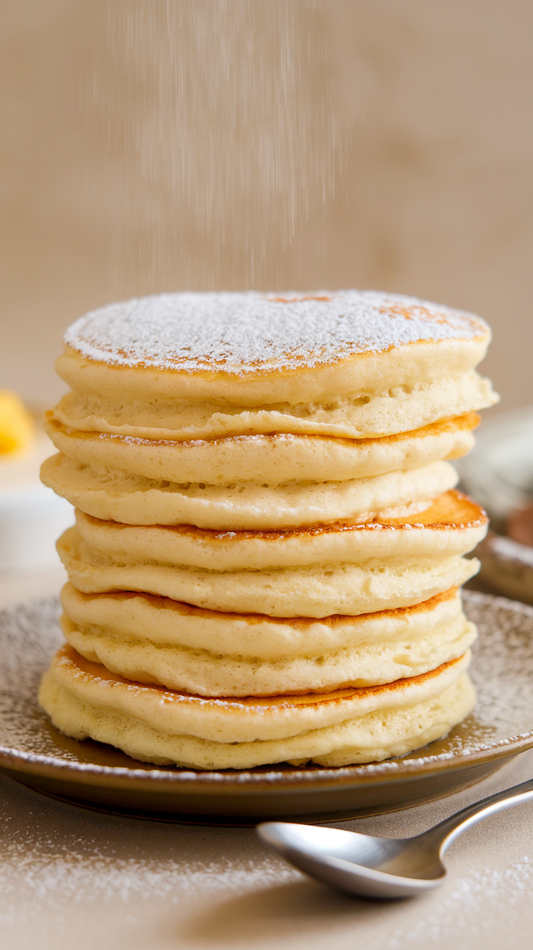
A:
[[60, 597, 476, 696], [51, 370, 494, 441], [41, 456, 456, 530], [56, 492, 486, 618], [59, 584, 465, 659], [50, 460, 457, 535], [72, 491, 487, 569], [56, 535, 480, 620], [52, 293, 497, 442], [41, 415, 478, 529], [42, 413, 479, 486], [56, 291, 496, 426], [39, 647, 474, 768]]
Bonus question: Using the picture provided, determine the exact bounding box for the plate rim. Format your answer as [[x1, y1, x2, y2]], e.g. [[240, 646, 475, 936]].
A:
[[1, 589, 533, 797]]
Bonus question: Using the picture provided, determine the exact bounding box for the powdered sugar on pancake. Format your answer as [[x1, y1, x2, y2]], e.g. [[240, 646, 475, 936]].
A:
[[64, 290, 489, 375]]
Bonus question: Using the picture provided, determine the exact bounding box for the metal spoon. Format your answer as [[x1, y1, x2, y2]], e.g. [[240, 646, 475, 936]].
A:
[[257, 776, 533, 899]]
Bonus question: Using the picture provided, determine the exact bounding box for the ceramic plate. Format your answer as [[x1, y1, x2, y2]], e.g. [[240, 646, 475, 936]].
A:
[[1, 590, 533, 825]]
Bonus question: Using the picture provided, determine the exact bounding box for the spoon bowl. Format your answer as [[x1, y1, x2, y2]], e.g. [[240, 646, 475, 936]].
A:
[[257, 775, 533, 898], [258, 822, 446, 898]]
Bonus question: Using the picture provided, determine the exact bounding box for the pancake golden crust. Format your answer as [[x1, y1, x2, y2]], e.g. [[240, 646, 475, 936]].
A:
[[77, 488, 487, 539]]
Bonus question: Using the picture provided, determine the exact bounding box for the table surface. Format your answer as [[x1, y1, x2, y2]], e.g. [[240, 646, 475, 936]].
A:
[[2, 569, 533, 950]]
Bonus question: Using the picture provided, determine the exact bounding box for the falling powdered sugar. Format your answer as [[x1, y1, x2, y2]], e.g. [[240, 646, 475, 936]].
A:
[[64, 290, 489, 375]]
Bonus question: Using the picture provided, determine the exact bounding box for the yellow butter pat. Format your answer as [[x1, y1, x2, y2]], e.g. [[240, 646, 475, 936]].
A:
[[0, 390, 35, 454]]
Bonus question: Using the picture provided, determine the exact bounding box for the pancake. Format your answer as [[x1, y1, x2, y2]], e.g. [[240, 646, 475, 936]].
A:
[[38, 646, 474, 768], [56, 525, 479, 619], [59, 584, 466, 660], [51, 370, 494, 441], [42, 413, 479, 487], [42, 415, 478, 529], [72, 491, 488, 569], [48, 460, 458, 535], [60, 598, 476, 696], [42, 455, 455, 531], [55, 291, 497, 440], [55, 491, 485, 617]]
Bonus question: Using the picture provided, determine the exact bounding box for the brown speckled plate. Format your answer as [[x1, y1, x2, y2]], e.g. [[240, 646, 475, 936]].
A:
[[1, 590, 533, 825]]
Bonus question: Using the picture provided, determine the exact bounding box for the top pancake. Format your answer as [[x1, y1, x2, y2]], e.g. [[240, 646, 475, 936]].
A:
[[65, 290, 489, 374], [57, 290, 494, 409]]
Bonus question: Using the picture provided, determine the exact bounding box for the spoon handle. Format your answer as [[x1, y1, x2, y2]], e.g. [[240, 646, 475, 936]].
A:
[[421, 775, 533, 855]]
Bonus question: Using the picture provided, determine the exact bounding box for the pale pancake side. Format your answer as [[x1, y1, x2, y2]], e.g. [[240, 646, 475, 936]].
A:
[[51, 370, 496, 440], [60, 608, 476, 695], [56, 460, 458, 532], [60, 585, 465, 659], [42, 413, 479, 486], [57, 524, 479, 617], [58, 290, 492, 413], [40, 646, 471, 741]]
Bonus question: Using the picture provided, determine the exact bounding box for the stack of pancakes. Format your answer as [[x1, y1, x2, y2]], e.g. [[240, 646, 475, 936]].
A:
[[39, 291, 497, 769]]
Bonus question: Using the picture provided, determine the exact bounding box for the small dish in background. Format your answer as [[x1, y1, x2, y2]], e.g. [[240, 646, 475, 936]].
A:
[[473, 532, 533, 606], [455, 406, 533, 604]]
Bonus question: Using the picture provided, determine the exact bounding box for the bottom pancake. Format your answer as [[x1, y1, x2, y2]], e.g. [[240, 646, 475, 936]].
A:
[[39, 647, 474, 770]]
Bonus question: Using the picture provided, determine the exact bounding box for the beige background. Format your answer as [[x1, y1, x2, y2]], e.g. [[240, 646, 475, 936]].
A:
[[1, 0, 532, 409]]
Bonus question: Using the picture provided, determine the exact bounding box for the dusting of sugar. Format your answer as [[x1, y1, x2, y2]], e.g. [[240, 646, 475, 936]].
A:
[[386, 857, 533, 948], [63, 290, 488, 375], [0, 776, 298, 931]]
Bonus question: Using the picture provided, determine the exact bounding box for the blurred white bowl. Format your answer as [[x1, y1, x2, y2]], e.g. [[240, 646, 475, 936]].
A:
[[0, 432, 73, 574], [454, 405, 533, 530]]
